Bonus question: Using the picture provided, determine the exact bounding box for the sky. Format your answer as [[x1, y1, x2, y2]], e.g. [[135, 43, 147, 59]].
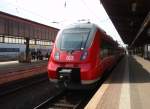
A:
[[0, 0, 125, 46]]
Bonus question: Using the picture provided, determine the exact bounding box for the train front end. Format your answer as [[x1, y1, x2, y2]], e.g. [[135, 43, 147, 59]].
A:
[[47, 24, 99, 89]]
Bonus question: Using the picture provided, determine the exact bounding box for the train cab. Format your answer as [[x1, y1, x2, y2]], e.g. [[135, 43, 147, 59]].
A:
[[47, 23, 120, 89]]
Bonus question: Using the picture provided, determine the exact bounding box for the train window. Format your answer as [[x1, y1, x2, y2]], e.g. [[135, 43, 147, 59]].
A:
[[42, 41, 44, 45], [48, 42, 50, 45], [29, 40, 35, 45], [44, 42, 47, 45], [61, 32, 88, 50], [48, 42, 51, 45], [40, 41, 42, 45], [11, 38, 16, 43], [101, 49, 108, 58], [57, 28, 91, 51], [18, 39, 22, 44], [9, 37, 12, 43], [23, 39, 26, 44], [101, 39, 113, 58], [4, 37, 9, 43], [36, 40, 39, 45], [0, 36, 3, 42], [18, 38, 21, 43], [16, 38, 19, 43], [44, 41, 46, 45], [45, 41, 47, 45], [36, 40, 38, 44], [44, 41, 47, 45]]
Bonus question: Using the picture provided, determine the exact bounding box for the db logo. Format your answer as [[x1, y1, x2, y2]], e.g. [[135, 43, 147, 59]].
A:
[[66, 55, 74, 61]]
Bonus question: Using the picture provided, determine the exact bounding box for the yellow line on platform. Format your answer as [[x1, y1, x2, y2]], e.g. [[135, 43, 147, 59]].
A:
[[84, 78, 111, 109]]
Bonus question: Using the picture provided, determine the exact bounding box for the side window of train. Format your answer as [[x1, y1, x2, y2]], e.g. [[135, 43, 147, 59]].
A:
[[100, 39, 111, 59]]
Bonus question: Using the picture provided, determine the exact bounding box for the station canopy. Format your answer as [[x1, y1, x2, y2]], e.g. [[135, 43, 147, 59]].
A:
[[100, 0, 150, 48]]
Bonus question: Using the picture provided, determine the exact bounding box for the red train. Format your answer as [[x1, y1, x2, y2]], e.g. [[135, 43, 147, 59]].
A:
[[47, 23, 124, 89]]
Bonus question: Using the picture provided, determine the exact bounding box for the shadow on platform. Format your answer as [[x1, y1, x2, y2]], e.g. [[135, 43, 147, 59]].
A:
[[129, 56, 150, 83], [105, 56, 150, 84]]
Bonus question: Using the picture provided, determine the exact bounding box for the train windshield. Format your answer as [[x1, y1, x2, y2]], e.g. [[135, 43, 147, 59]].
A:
[[57, 28, 91, 51]]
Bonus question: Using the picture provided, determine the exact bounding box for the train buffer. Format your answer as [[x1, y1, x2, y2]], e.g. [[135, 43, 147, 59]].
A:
[[0, 60, 48, 85], [85, 55, 150, 109]]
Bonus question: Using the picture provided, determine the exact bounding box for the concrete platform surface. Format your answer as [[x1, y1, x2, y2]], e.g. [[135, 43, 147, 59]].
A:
[[0, 60, 48, 85], [85, 55, 150, 109]]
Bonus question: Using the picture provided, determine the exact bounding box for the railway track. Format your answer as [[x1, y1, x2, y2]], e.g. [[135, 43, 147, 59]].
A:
[[34, 89, 91, 109], [0, 73, 48, 97], [33, 58, 123, 109], [33, 67, 116, 109]]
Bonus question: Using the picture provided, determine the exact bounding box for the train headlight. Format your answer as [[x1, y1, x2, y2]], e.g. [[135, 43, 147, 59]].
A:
[[81, 51, 88, 60], [54, 51, 60, 60]]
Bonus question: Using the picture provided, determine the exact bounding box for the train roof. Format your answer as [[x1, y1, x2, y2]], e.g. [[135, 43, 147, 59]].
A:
[[63, 23, 105, 32]]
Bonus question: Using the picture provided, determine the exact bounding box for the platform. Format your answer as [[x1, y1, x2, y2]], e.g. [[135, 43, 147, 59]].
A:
[[0, 60, 48, 85], [85, 55, 150, 109]]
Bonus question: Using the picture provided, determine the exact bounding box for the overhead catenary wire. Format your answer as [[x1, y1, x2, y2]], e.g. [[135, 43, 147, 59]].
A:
[[4, 0, 110, 24], [80, 0, 109, 22], [1, 0, 68, 26]]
